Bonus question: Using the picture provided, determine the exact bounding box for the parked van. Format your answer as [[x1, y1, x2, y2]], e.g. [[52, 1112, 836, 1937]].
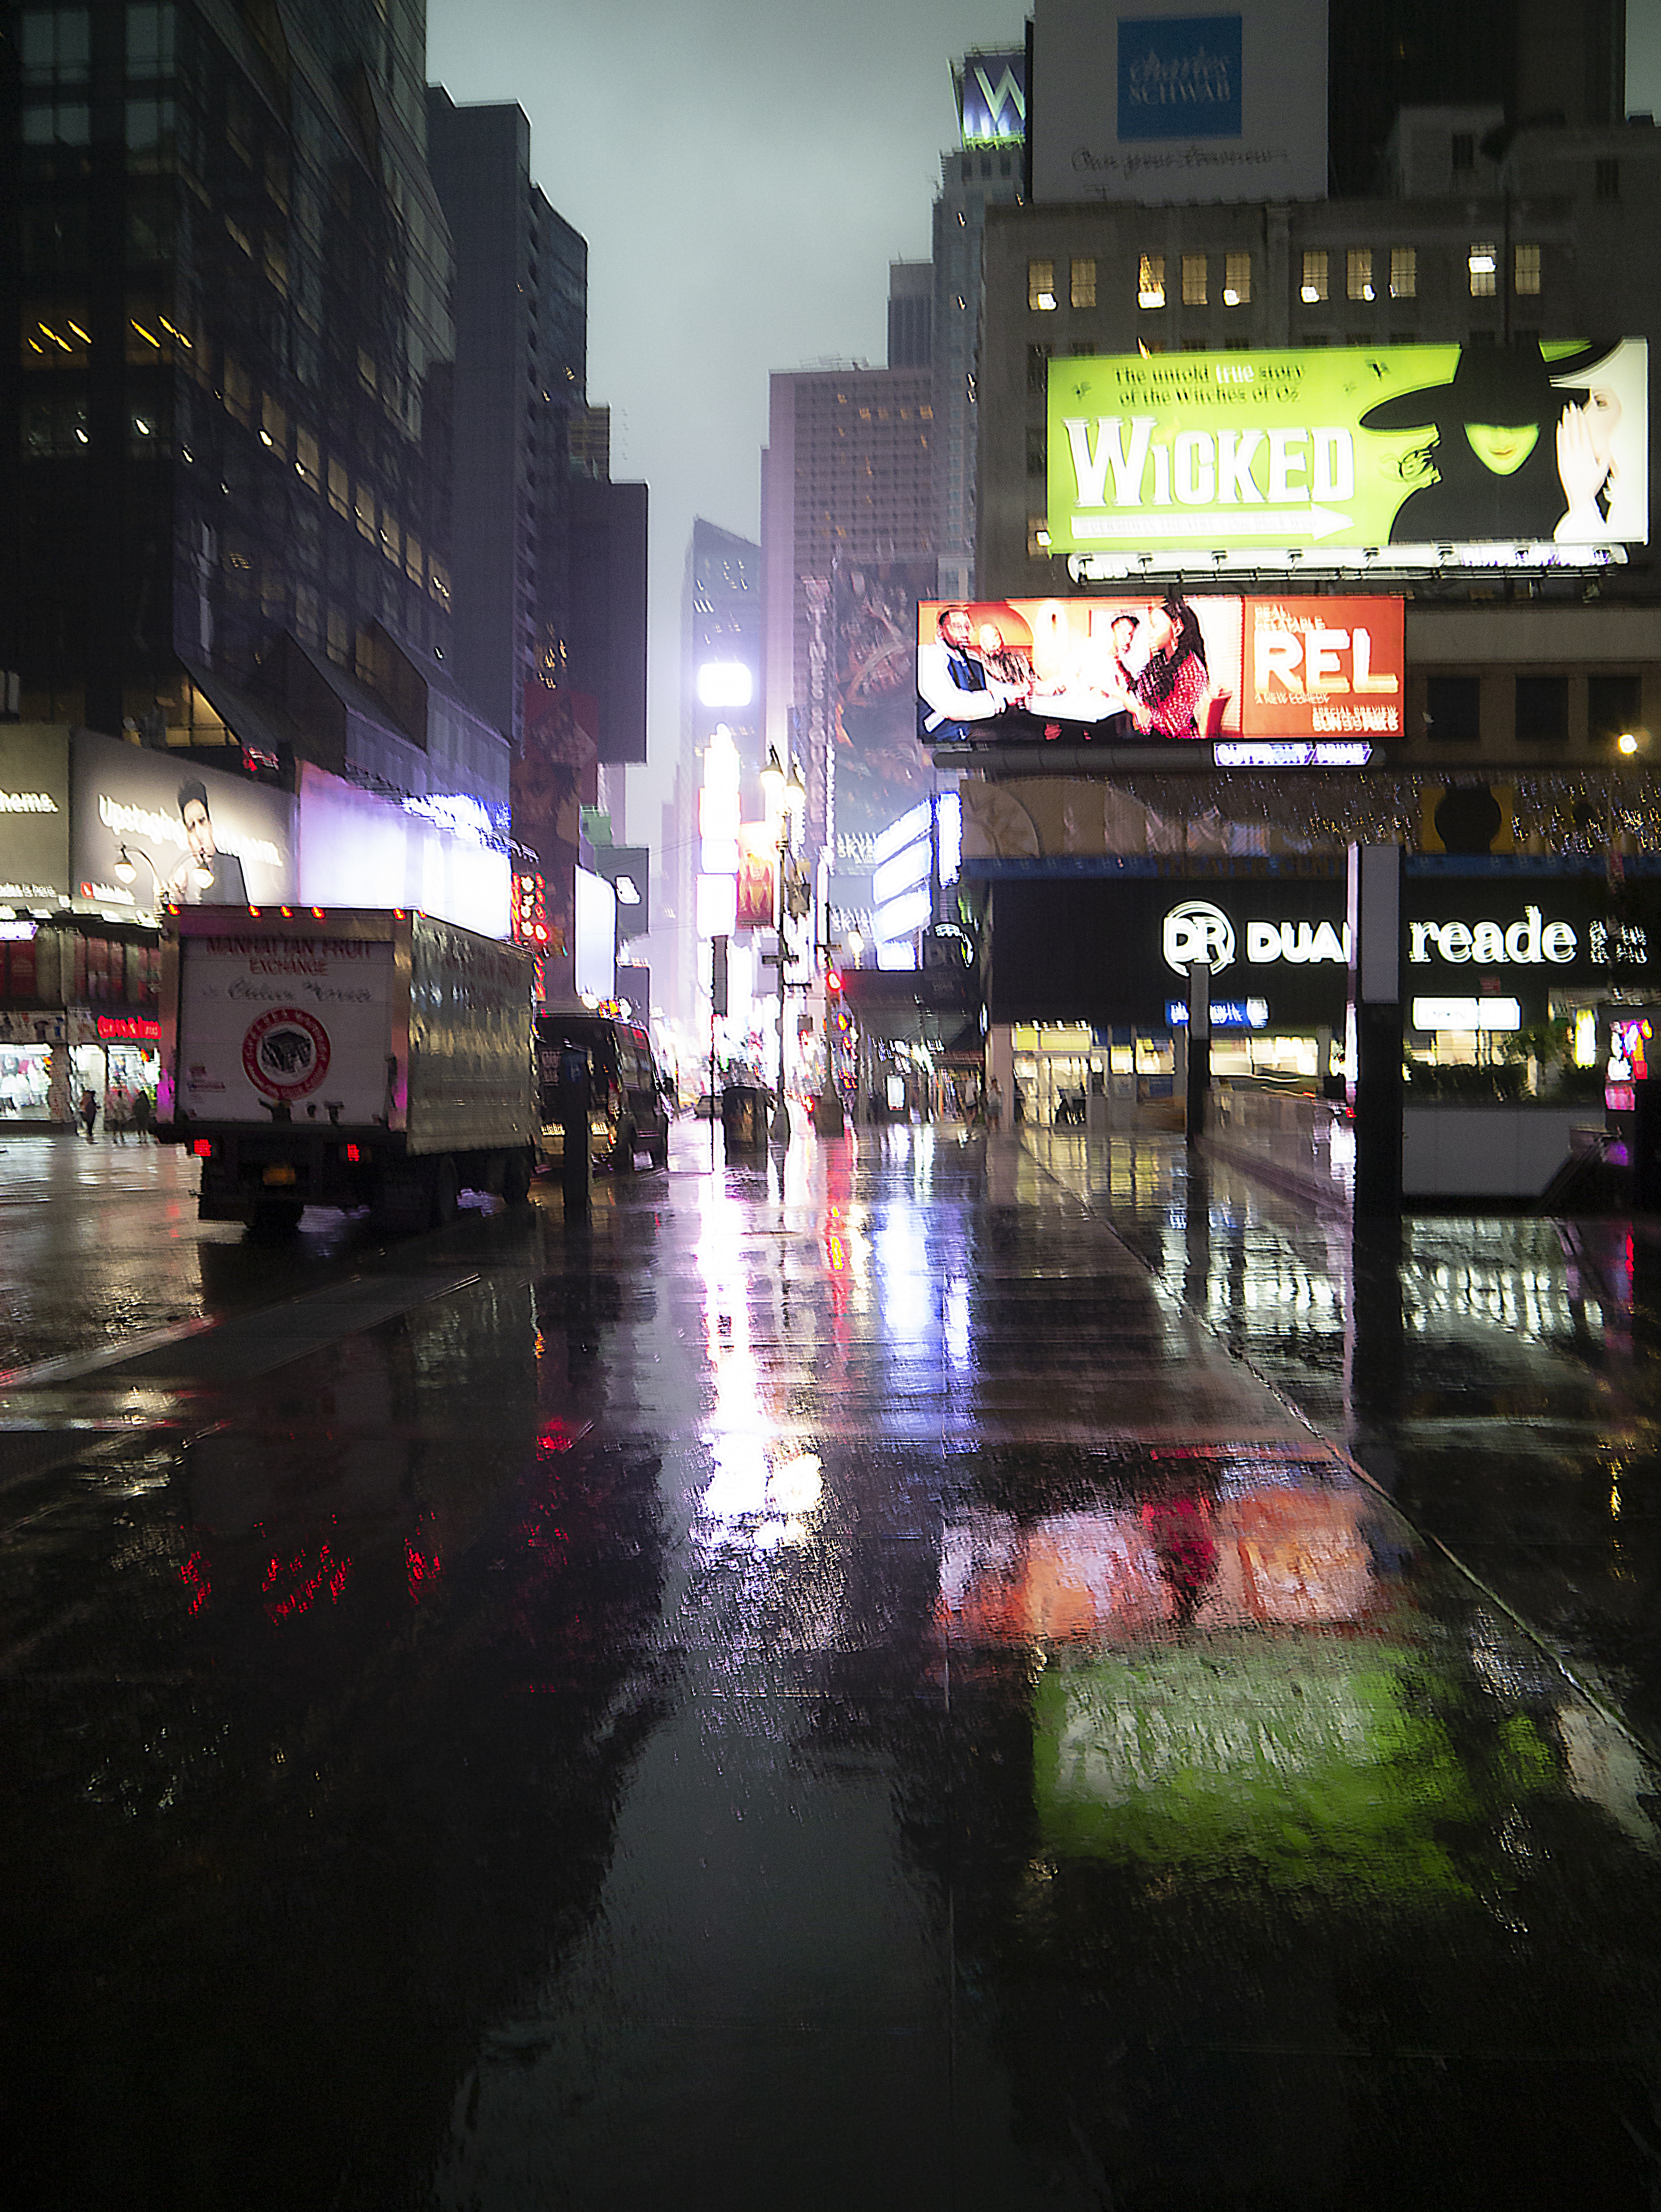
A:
[[536, 1013, 670, 1172]]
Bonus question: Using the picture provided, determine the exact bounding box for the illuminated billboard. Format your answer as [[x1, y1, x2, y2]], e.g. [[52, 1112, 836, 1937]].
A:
[[917, 594, 1402, 749], [956, 50, 1026, 146], [73, 730, 293, 911], [1049, 340, 1648, 569], [1032, 0, 1327, 204]]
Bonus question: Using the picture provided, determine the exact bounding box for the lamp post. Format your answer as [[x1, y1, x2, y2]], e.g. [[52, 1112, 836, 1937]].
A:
[[761, 748, 806, 1144], [113, 843, 166, 915]]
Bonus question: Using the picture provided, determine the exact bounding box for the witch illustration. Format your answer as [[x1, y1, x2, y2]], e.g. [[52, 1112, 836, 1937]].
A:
[[1361, 341, 1620, 544]]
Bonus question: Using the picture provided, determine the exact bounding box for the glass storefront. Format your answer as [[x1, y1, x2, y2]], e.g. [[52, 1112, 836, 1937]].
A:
[[0, 1044, 54, 1119]]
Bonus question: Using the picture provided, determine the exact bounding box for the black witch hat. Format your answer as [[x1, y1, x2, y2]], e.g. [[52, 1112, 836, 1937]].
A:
[[1360, 341, 1613, 431]]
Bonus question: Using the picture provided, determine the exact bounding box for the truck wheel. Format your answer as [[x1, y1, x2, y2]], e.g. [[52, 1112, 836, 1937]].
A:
[[501, 1149, 532, 1208], [250, 1198, 303, 1238], [610, 1124, 636, 1174], [428, 1155, 459, 1228]]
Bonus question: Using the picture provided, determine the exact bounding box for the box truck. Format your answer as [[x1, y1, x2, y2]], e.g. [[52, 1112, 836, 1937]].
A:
[[158, 907, 537, 1233]]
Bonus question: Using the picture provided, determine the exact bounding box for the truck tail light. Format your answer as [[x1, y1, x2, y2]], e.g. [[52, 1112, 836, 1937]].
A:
[[192, 1138, 214, 1159]]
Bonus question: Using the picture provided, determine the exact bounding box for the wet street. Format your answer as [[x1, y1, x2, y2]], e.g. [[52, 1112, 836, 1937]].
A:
[[5, 1124, 1661, 2210]]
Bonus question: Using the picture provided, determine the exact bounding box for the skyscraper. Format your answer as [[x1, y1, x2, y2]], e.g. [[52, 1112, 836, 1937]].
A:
[[5, 0, 467, 776]]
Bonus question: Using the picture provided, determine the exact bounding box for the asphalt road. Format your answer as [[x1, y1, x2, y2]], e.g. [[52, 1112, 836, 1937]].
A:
[[4, 1122, 1661, 2211]]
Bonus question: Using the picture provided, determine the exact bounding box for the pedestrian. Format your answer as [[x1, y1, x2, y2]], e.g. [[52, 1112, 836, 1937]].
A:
[[987, 1078, 1003, 1132], [131, 1088, 153, 1143], [106, 1081, 128, 1143], [78, 1085, 98, 1142]]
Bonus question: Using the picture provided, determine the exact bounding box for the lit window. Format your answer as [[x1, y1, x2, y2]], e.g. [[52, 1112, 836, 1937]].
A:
[[326, 458, 348, 518], [222, 356, 250, 426], [295, 426, 320, 492], [1346, 248, 1373, 301], [1138, 254, 1165, 309], [260, 394, 286, 453], [1070, 257, 1096, 309], [1028, 259, 1056, 311], [1300, 250, 1328, 304], [355, 483, 375, 543], [405, 532, 423, 586], [1028, 514, 1051, 559], [1223, 251, 1250, 306], [1468, 240, 1497, 297], [1390, 247, 1416, 299], [1181, 254, 1207, 306], [1514, 243, 1541, 297]]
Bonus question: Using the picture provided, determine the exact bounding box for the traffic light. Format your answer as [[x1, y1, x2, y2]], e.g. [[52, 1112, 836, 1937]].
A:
[[825, 969, 842, 994]]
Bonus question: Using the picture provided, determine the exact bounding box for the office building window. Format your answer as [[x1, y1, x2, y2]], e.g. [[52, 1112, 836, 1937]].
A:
[[1468, 241, 1498, 297], [1026, 426, 1046, 475], [1301, 250, 1328, 303], [1223, 252, 1250, 305], [1028, 514, 1052, 559], [354, 483, 375, 543], [327, 459, 348, 518], [1451, 132, 1475, 173], [1514, 243, 1542, 296], [1597, 158, 1620, 200], [1027, 342, 1051, 394], [1390, 247, 1417, 299], [1070, 257, 1096, 308], [1028, 259, 1056, 311], [1515, 675, 1568, 744], [1182, 254, 1207, 306], [1426, 675, 1481, 743], [1590, 673, 1643, 747], [1138, 254, 1165, 309], [295, 426, 319, 493], [1347, 248, 1373, 301]]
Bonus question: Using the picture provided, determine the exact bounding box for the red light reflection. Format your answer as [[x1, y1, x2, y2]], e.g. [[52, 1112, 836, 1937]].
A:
[[263, 1543, 353, 1622]]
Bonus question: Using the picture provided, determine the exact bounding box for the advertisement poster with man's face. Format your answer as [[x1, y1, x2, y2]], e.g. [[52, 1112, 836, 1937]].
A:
[[917, 594, 1403, 747], [71, 730, 294, 910], [1049, 340, 1648, 560]]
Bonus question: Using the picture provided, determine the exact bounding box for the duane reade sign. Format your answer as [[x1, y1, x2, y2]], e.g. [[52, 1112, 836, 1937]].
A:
[[1031, 0, 1327, 205], [1161, 897, 1346, 976]]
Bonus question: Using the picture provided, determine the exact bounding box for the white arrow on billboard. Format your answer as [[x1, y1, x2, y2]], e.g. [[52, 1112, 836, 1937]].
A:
[[1070, 505, 1354, 542]]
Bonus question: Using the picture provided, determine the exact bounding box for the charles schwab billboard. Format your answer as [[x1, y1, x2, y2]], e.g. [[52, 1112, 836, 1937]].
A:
[[72, 731, 294, 911], [1050, 341, 1648, 566], [1032, 0, 1327, 204]]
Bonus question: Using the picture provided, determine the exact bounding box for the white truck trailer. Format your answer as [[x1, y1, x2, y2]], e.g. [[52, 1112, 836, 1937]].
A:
[[158, 906, 537, 1233]]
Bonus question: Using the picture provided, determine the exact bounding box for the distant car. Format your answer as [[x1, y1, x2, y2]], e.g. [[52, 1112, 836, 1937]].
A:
[[536, 1013, 670, 1172], [693, 1093, 719, 1119]]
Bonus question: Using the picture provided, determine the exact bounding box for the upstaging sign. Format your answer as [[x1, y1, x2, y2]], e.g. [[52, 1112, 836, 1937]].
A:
[[987, 873, 1660, 1030], [1049, 341, 1648, 571], [917, 593, 1402, 750]]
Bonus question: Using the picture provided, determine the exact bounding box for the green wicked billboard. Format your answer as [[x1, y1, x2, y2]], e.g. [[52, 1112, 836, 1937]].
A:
[[1048, 339, 1648, 560]]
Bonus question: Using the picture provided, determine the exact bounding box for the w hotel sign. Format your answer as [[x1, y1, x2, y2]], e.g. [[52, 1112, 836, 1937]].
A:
[[957, 51, 1026, 147]]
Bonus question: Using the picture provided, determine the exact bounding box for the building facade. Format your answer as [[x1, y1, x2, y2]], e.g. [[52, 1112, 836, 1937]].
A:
[[5, 0, 461, 758]]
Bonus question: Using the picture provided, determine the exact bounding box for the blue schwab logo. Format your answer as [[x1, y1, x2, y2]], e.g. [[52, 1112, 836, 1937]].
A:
[[1117, 13, 1243, 141]]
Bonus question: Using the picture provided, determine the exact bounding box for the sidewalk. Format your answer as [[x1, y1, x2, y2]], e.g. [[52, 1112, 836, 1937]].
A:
[[1022, 1118, 1661, 1757]]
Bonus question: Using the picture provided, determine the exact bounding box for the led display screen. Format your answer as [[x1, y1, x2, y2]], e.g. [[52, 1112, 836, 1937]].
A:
[[918, 593, 1402, 748], [1049, 340, 1648, 565]]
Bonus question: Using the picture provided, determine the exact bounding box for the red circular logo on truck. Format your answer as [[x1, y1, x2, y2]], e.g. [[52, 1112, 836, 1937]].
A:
[[242, 1008, 331, 1100]]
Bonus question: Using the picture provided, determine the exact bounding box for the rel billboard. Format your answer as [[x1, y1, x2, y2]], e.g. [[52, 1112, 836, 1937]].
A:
[[1049, 340, 1648, 566], [1032, 0, 1326, 204], [917, 593, 1402, 749]]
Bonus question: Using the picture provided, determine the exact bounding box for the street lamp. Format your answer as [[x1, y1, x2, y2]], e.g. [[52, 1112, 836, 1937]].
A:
[[762, 749, 806, 1144], [113, 844, 166, 913]]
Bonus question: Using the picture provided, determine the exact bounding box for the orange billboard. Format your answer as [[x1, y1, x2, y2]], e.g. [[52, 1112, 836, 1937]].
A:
[[1242, 596, 1403, 739], [917, 592, 1403, 751]]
